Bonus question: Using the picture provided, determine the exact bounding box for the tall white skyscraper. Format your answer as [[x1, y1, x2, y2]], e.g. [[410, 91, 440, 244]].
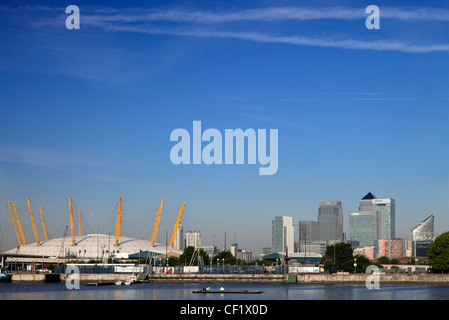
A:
[[271, 216, 294, 254], [185, 230, 201, 248], [173, 224, 185, 250]]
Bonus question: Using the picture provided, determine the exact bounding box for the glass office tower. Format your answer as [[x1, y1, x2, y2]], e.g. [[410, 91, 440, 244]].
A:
[[318, 200, 343, 243], [412, 215, 434, 241], [372, 198, 395, 240], [349, 210, 380, 247], [272, 216, 294, 254]]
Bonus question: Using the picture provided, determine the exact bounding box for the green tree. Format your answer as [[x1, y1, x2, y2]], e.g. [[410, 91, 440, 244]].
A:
[[377, 256, 390, 264], [390, 258, 400, 265], [320, 242, 354, 273], [428, 231, 449, 273], [354, 255, 371, 273], [179, 246, 210, 266], [212, 251, 236, 265]]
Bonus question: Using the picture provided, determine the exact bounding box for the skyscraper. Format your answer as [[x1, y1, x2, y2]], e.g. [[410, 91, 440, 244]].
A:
[[354, 193, 395, 241], [174, 224, 185, 250], [349, 193, 379, 248], [412, 215, 434, 241], [372, 198, 395, 240], [318, 201, 343, 243], [349, 210, 380, 247], [359, 192, 376, 211], [185, 230, 201, 248], [299, 220, 318, 243], [271, 216, 294, 254]]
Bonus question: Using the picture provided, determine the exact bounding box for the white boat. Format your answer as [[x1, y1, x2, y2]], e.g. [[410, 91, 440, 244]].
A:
[[124, 276, 137, 285], [115, 281, 123, 285]]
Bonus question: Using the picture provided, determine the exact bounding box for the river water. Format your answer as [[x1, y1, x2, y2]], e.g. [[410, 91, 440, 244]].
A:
[[1, 282, 449, 300]]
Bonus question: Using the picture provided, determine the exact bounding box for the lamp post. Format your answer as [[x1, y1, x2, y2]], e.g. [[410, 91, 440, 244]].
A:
[[354, 258, 357, 274]]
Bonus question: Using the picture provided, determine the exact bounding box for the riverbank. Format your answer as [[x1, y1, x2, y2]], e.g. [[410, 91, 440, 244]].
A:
[[9, 273, 449, 284], [297, 273, 449, 285]]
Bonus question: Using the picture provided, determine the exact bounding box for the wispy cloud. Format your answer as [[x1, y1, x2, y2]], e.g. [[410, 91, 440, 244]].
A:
[[3, 4, 449, 66], [102, 24, 449, 53], [76, 6, 449, 24], [0, 147, 101, 169]]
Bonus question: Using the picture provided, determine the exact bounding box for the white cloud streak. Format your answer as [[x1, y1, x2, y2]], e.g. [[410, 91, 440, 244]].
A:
[[4, 5, 449, 54], [0, 147, 101, 169], [77, 6, 449, 24], [103, 24, 449, 53]]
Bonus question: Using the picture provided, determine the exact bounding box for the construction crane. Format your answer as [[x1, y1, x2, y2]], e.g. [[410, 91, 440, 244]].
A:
[[58, 226, 69, 258], [114, 196, 122, 246], [150, 198, 164, 246], [168, 202, 186, 247]]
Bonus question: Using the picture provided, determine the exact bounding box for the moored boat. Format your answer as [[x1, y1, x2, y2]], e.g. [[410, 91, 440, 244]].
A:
[[0, 273, 12, 283]]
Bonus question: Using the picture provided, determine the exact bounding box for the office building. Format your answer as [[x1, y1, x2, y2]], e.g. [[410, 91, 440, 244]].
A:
[[378, 239, 406, 259], [298, 241, 327, 256], [185, 230, 201, 248], [272, 216, 294, 254], [353, 246, 376, 260], [359, 192, 376, 211], [318, 200, 343, 243], [173, 224, 185, 251], [355, 193, 396, 241], [349, 210, 380, 248], [373, 198, 395, 240], [411, 215, 434, 241], [299, 220, 318, 243]]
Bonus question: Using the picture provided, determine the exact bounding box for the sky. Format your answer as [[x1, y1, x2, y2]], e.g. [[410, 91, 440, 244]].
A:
[[0, 0, 448, 255]]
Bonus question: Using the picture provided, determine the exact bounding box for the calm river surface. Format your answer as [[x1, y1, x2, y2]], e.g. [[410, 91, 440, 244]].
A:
[[1, 282, 449, 300]]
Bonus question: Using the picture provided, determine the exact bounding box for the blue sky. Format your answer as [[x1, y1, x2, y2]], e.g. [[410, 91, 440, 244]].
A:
[[0, 0, 448, 254]]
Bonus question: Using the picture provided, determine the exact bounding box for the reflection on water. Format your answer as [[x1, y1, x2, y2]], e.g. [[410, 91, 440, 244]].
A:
[[1, 282, 449, 300]]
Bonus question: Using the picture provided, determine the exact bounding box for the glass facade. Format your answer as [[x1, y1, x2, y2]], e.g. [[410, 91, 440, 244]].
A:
[[349, 210, 380, 248], [318, 200, 343, 243], [372, 199, 395, 240], [411, 215, 434, 241], [271, 216, 294, 254], [299, 220, 318, 243]]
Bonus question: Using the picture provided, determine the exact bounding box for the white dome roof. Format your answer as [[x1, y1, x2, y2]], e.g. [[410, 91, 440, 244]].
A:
[[5, 233, 181, 259]]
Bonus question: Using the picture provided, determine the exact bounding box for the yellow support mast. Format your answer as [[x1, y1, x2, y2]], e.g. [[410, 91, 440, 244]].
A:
[[7, 200, 22, 246], [78, 208, 83, 236], [69, 196, 76, 246], [13, 204, 27, 245], [150, 198, 164, 246], [114, 196, 122, 246], [168, 202, 186, 247], [27, 197, 40, 246], [39, 206, 49, 241]]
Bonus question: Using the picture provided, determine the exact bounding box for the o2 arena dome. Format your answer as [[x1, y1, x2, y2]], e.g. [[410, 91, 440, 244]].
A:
[[5, 234, 181, 259], [4, 196, 185, 259]]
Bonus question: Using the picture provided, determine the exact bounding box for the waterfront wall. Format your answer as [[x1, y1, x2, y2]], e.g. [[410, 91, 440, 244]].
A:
[[10, 273, 449, 284], [297, 273, 449, 285], [145, 273, 286, 283]]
